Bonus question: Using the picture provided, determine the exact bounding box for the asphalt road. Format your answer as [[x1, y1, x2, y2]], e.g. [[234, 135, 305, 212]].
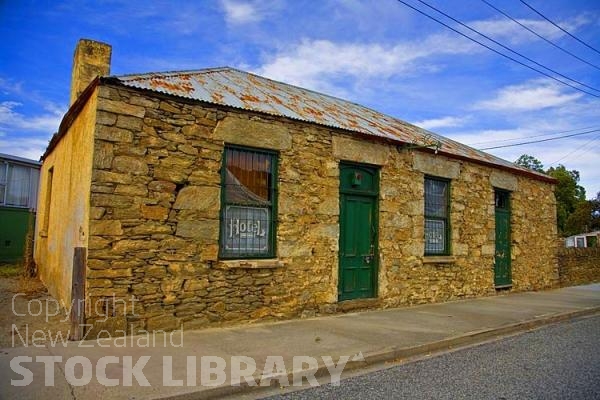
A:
[[265, 314, 600, 400]]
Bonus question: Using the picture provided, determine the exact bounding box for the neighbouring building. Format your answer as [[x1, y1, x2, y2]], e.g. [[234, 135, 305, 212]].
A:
[[565, 231, 599, 248], [35, 39, 559, 335], [0, 153, 40, 262]]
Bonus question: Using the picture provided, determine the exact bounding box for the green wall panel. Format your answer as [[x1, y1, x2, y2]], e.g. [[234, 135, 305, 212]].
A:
[[0, 207, 34, 262]]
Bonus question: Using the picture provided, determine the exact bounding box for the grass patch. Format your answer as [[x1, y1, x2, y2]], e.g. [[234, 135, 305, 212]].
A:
[[0, 262, 46, 297], [0, 262, 22, 278]]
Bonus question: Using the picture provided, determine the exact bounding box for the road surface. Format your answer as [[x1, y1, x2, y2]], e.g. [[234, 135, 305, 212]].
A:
[[266, 314, 600, 399]]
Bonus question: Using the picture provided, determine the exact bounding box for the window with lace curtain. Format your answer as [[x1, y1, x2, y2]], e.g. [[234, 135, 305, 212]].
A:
[[0, 162, 37, 208]]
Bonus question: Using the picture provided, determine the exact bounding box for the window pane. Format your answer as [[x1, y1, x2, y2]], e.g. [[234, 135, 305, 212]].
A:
[[221, 147, 275, 258], [495, 191, 509, 209], [225, 148, 271, 205], [0, 163, 6, 205], [223, 206, 270, 255], [425, 178, 447, 218], [6, 164, 30, 207], [425, 219, 446, 254], [0, 163, 6, 185]]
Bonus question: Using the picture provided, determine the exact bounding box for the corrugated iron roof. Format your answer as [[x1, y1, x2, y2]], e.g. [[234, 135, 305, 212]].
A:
[[113, 67, 549, 180]]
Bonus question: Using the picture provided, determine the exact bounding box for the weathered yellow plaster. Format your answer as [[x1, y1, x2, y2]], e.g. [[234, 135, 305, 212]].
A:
[[35, 89, 97, 306]]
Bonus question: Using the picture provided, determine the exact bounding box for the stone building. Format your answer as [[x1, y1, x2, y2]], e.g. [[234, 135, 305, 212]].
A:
[[35, 39, 558, 335]]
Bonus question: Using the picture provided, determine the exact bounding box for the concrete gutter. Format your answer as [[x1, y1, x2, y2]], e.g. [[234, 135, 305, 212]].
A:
[[1, 284, 599, 400]]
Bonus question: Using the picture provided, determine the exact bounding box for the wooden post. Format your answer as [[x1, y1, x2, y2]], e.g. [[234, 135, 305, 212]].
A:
[[69, 247, 87, 341]]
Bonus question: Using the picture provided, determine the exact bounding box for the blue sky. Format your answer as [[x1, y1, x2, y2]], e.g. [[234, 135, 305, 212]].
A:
[[1, 0, 599, 198]]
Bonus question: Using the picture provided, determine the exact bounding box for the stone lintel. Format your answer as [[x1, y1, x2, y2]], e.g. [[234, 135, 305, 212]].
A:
[[490, 171, 518, 191], [215, 116, 291, 150], [412, 152, 460, 179], [332, 135, 390, 165]]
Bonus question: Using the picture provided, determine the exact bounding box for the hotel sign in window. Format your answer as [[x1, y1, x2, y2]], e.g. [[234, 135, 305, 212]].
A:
[[424, 177, 450, 255], [220, 146, 277, 258]]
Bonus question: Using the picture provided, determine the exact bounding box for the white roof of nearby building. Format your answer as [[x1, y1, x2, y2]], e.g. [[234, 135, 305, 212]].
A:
[[0, 153, 41, 167]]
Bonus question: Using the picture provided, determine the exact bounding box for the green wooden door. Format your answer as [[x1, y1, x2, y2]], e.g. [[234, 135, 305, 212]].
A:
[[339, 164, 378, 301], [494, 190, 512, 287]]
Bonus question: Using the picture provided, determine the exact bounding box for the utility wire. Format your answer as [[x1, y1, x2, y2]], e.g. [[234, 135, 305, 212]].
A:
[[479, 128, 600, 150], [520, 0, 600, 56], [395, 0, 600, 98], [481, 0, 600, 71], [547, 133, 600, 166], [467, 125, 600, 146], [416, 0, 600, 93]]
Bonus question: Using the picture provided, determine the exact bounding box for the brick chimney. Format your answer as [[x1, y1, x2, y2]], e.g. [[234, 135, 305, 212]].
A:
[[70, 39, 112, 105]]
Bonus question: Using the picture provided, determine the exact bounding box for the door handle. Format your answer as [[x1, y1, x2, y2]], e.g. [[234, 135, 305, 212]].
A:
[[363, 255, 373, 264]]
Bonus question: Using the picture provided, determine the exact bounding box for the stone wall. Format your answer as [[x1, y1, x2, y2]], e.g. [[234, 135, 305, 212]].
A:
[[83, 83, 559, 335], [558, 247, 600, 287], [511, 176, 559, 290]]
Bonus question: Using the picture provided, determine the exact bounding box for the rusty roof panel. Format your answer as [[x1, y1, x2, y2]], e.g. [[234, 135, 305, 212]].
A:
[[114, 67, 548, 179]]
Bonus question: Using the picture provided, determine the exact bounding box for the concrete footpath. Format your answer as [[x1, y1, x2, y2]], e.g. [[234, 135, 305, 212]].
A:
[[1, 284, 599, 400]]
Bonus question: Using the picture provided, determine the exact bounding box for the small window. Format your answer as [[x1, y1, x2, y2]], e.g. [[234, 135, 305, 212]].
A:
[[220, 146, 277, 259], [0, 162, 6, 205], [43, 167, 54, 233], [576, 237, 585, 248], [495, 190, 509, 209], [5, 163, 31, 207], [424, 177, 450, 255]]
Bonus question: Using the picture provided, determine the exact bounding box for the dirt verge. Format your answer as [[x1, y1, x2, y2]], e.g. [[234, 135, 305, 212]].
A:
[[0, 263, 70, 348]]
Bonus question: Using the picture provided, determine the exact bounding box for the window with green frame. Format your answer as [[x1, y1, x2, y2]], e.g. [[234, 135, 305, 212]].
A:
[[424, 176, 450, 255], [220, 145, 277, 259]]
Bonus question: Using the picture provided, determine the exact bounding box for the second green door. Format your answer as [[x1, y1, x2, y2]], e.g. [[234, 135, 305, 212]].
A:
[[339, 164, 378, 301], [494, 189, 512, 287]]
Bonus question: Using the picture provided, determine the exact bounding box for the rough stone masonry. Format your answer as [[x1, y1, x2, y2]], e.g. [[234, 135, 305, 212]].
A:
[[80, 82, 558, 336]]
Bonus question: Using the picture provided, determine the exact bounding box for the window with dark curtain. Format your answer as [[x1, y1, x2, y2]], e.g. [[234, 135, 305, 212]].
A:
[[424, 177, 449, 255], [220, 146, 277, 258]]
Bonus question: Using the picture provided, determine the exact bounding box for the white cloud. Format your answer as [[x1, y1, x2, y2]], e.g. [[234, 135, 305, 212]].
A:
[[0, 77, 24, 96], [450, 127, 540, 146], [0, 101, 64, 133], [254, 35, 477, 94], [249, 10, 595, 99], [470, 15, 590, 44], [0, 137, 49, 161], [445, 123, 600, 198], [414, 116, 468, 130], [473, 79, 582, 111], [492, 140, 600, 198], [221, 0, 263, 25]]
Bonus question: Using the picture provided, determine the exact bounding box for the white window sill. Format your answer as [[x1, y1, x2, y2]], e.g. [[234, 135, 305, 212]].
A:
[[219, 259, 285, 269], [423, 255, 456, 264]]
